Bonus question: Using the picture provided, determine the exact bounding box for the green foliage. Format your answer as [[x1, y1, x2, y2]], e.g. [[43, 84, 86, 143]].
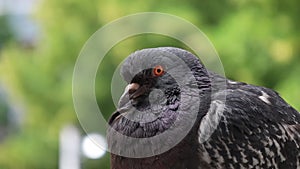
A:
[[0, 16, 13, 50], [0, 0, 299, 168]]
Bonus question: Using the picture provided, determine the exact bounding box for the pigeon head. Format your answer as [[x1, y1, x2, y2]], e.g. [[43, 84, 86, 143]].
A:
[[107, 47, 212, 157], [109, 47, 212, 137], [121, 47, 211, 107]]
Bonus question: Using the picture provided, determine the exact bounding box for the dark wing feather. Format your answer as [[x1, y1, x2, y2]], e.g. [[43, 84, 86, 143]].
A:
[[200, 73, 300, 169]]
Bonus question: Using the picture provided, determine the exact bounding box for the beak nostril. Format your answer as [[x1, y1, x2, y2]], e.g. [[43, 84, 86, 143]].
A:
[[127, 83, 140, 94], [128, 88, 136, 95], [127, 83, 146, 100]]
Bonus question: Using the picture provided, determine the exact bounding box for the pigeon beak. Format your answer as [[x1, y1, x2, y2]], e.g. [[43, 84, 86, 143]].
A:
[[127, 83, 146, 100]]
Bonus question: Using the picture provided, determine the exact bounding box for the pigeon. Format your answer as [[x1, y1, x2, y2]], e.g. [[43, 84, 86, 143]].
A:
[[107, 47, 300, 169]]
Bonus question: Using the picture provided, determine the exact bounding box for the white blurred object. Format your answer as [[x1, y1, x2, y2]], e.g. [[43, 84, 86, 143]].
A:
[[0, 0, 38, 15], [82, 133, 107, 159], [59, 125, 80, 169], [0, 0, 40, 47]]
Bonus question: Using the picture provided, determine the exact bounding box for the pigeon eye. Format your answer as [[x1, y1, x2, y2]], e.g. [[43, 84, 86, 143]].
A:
[[153, 65, 164, 76]]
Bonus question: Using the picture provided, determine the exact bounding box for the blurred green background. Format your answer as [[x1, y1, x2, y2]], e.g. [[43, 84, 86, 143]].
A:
[[0, 0, 299, 168]]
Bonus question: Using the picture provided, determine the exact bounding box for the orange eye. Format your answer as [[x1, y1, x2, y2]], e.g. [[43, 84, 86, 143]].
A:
[[153, 65, 164, 76]]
